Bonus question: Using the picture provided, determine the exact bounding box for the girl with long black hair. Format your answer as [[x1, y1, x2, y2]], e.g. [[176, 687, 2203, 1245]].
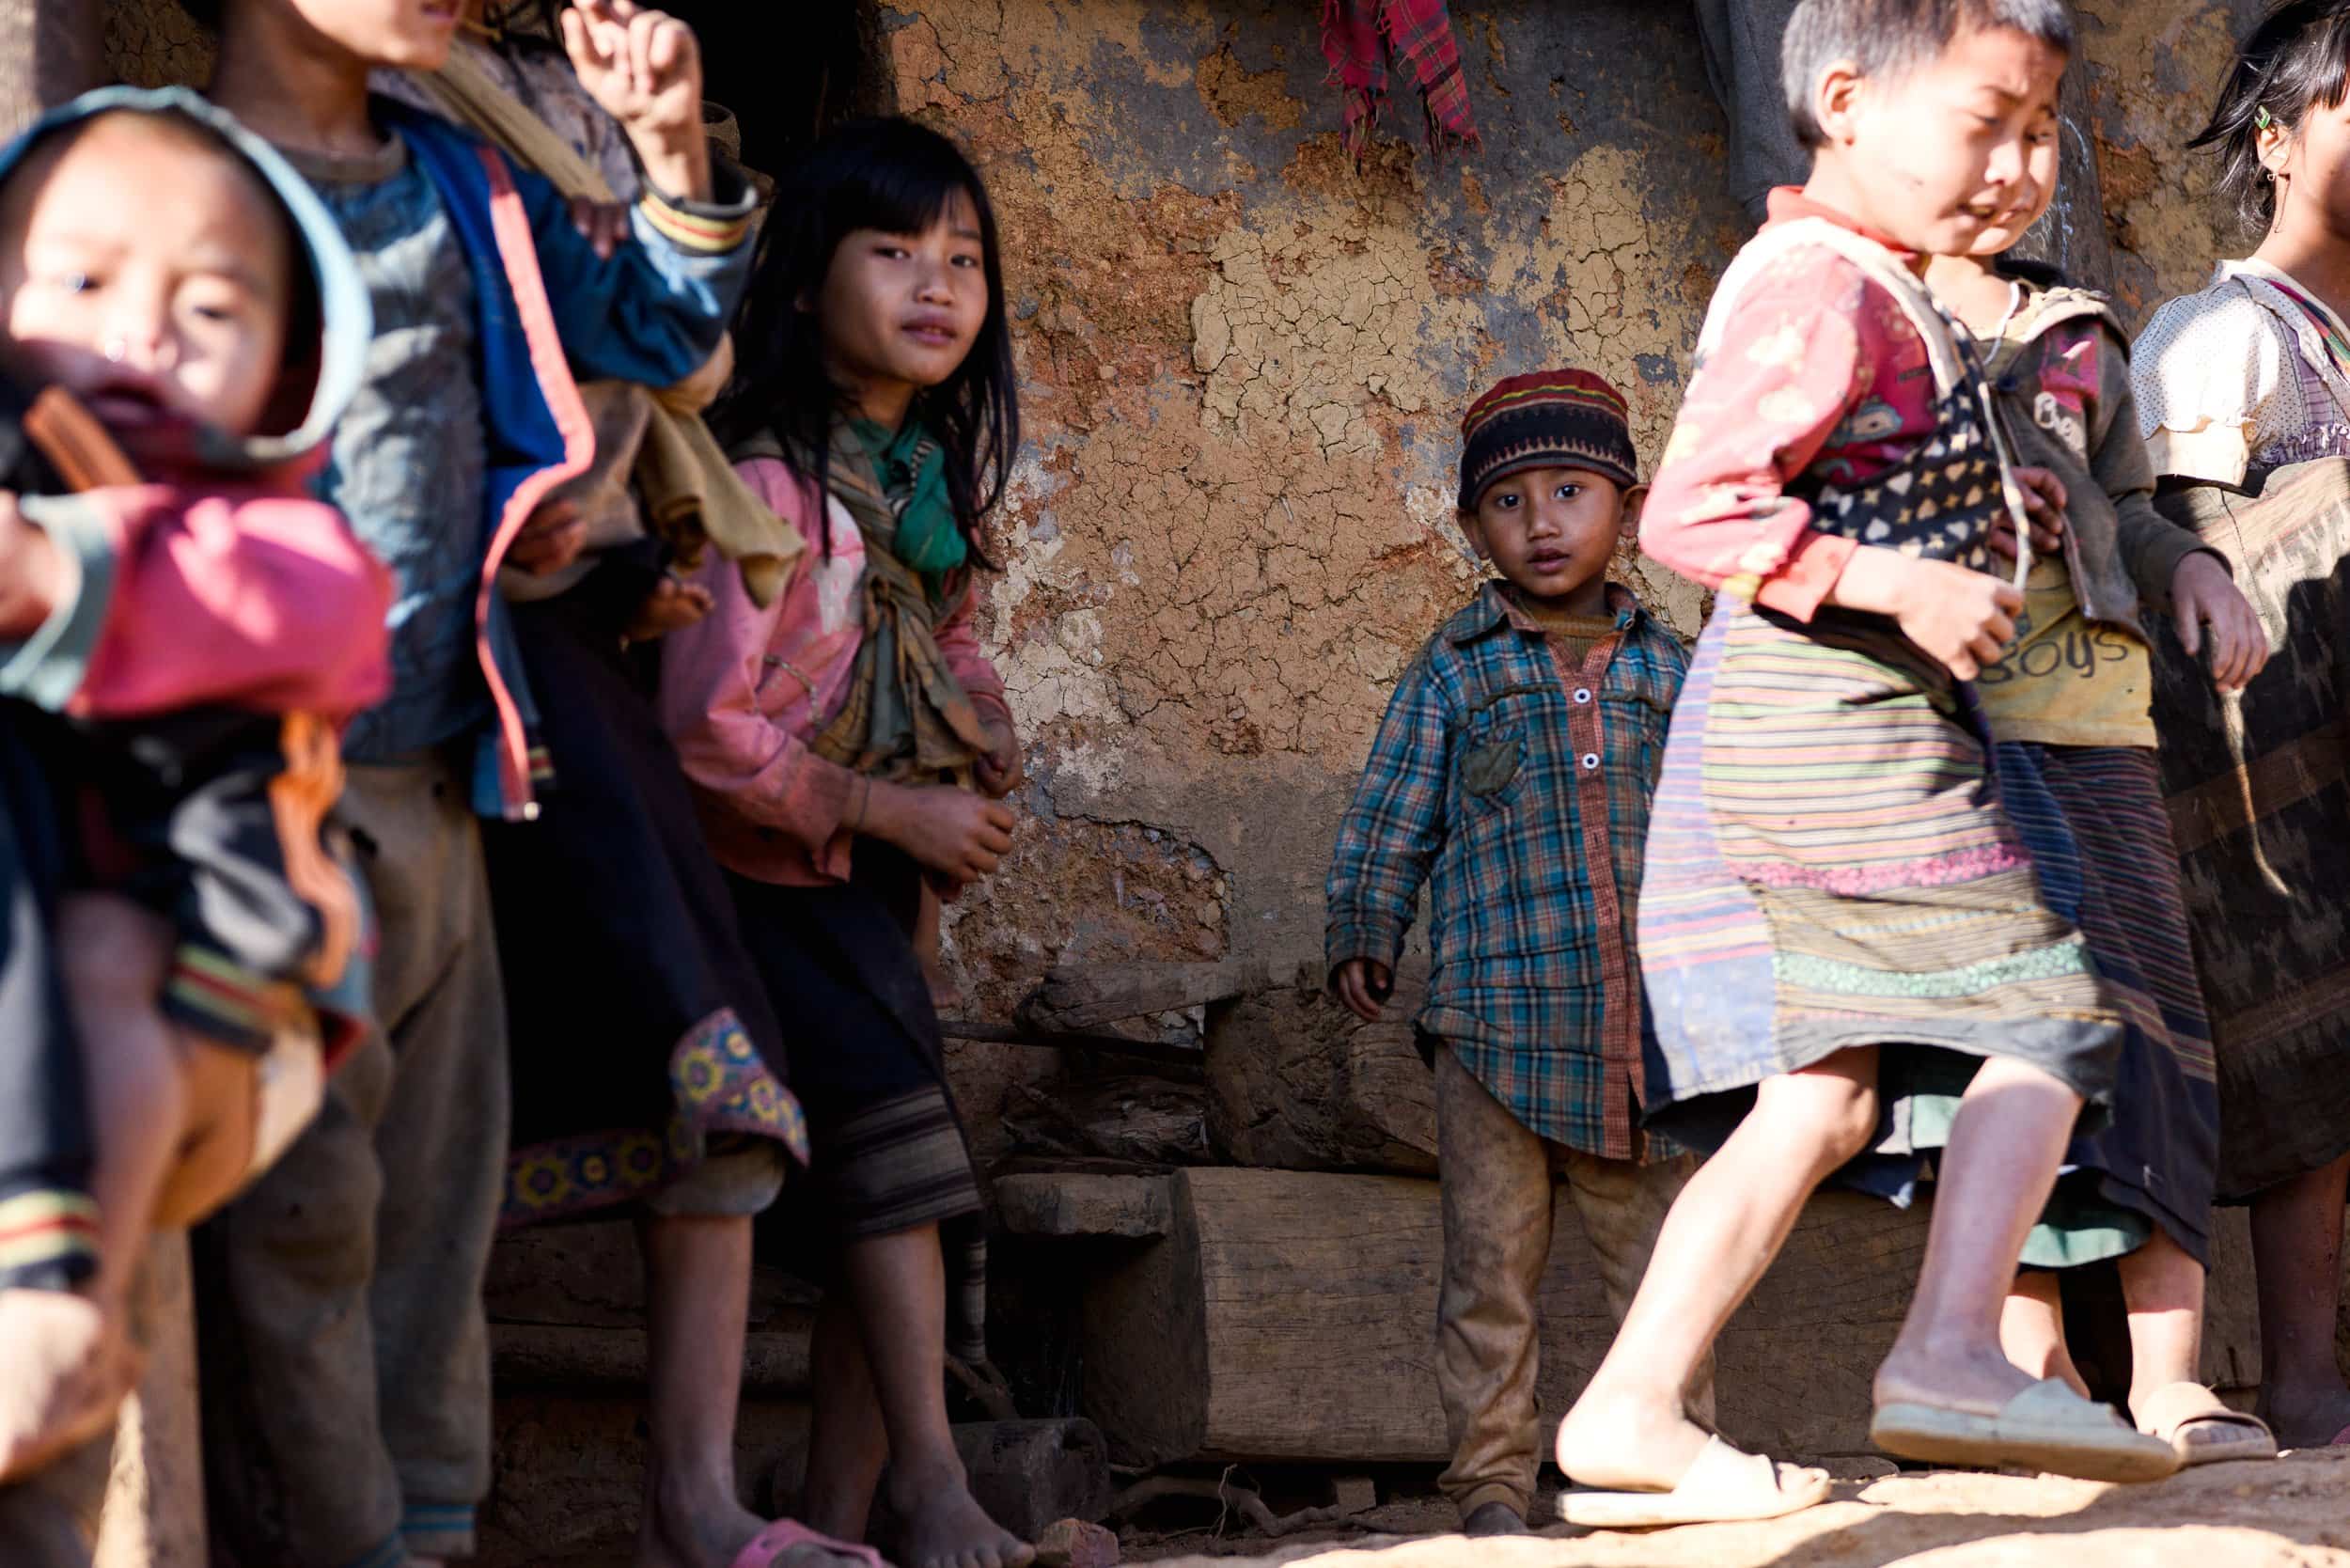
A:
[[661, 117, 1031, 1568]]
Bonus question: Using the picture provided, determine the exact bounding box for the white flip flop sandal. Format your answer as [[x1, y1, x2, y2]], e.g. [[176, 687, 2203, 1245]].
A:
[[1559, 1435, 1833, 1529]]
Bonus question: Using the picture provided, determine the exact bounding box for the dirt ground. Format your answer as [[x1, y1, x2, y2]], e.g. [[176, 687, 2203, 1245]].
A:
[[1126, 1449, 2350, 1568]]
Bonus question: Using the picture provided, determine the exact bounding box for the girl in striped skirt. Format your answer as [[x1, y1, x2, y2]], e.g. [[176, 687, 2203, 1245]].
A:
[[1552, 0, 2184, 1527]]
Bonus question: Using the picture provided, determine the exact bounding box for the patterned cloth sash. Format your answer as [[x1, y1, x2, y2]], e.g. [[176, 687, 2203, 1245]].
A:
[[1699, 218, 2032, 587], [741, 422, 990, 785]]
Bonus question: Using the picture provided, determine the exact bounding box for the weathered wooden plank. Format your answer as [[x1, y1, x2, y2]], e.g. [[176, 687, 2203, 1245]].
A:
[[995, 1172, 1173, 1239], [485, 1221, 811, 1329], [1019, 959, 1276, 1034], [1076, 1171, 1209, 1465], [1203, 972, 1436, 1176], [1073, 1168, 2271, 1467], [490, 1322, 812, 1395]]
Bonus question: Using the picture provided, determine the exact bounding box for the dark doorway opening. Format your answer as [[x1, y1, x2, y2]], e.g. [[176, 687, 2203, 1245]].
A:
[[660, 0, 868, 180]]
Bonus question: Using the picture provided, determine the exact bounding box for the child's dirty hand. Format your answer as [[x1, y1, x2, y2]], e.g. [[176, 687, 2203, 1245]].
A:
[[1890, 557, 2023, 681], [505, 498, 589, 577], [0, 492, 67, 641], [568, 196, 632, 260], [1333, 958, 1393, 1022], [561, 0, 711, 202], [2171, 553, 2268, 693], [975, 716, 1023, 799], [624, 574, 713, 642], [865, 781, 1016, 884], [1988, 466, 2067, 562]]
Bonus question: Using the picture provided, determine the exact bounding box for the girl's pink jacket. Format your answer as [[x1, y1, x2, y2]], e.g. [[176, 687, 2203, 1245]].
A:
[[657, 456, 1011, 886]]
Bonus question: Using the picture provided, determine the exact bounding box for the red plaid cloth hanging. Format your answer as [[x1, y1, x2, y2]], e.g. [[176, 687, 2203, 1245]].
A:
[[1320, 0, 1480, 161]]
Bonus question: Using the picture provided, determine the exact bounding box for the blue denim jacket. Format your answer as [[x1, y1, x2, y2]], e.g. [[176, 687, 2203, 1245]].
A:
[[349, 101, 754, 819]]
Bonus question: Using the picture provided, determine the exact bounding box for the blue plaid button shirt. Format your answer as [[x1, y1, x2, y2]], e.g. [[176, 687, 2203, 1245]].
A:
[[1325, 582, 1687, 1158]]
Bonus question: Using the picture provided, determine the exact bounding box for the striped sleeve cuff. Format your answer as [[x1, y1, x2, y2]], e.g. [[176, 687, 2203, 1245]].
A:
[[637, 184, 754, 255], [0, 1187, 101, 1291]]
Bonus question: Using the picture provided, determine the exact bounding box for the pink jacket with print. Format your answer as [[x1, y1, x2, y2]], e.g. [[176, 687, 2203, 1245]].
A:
[[656, 455, 1011, 886], [9, 480, 390, 724]]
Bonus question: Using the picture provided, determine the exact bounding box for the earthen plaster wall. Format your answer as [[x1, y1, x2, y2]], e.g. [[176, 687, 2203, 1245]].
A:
[[886, 1, 2274, 1121], [99, 0, 2277, 1150]]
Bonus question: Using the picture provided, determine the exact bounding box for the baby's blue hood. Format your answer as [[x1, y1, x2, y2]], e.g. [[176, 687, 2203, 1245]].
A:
[[0, 85, 371, 471]]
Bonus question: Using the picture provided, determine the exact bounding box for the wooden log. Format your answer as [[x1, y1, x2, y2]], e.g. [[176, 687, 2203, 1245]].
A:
[[490, 1322, 813, 1395], [1202, 962, 1435, 1176], [941, 1017, 1205, 1070], [1077, 1168, 1444, 1466], [1018, 958, 1276, 1035], [93, 1232, 205, 1568], [1001, 1076, 1212, 1167], [485, 1220, 812, 1330], [994, 1172, 1173, 1239], [1072, 1168, 2268, 1467]]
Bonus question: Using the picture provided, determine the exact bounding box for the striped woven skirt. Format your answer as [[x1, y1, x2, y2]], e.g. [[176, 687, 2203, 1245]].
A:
[[1995, 743, 2218, 1266], [2146, 459, 2350, 1200], [729, 844, 989, 1366], [1637, 604, 2122, 1172]]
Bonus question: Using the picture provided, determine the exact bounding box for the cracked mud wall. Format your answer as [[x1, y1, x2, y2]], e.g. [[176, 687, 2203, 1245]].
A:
[[2072, 0, 2270, 320], [95, 0, 2280, 1149], [886, 0, 2287, 1145], [889, 0, 1750, 1048]]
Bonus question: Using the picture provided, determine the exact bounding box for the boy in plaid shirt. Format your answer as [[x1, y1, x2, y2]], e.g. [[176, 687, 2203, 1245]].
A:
[[1325, 369, 1704, 1536]]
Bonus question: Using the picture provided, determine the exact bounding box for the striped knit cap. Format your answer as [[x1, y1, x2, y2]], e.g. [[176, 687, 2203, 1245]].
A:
[[1457, 368, 1637, 510]]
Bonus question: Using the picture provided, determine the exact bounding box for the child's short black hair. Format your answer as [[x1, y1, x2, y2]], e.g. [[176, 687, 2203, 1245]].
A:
[[1781, 0, 2076, 150], [175, 0, 220, 28], [2188, 1, 2350, 235]]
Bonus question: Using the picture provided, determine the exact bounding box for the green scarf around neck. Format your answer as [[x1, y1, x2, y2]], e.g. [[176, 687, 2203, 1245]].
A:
[[852, 414, 967, 595], [723, 413, 990, 785]]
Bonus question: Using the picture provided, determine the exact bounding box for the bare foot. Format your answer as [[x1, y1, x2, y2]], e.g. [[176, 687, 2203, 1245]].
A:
[[1874, 1333, 2042, 1417], [0, 1289, 136, 1483], [626, 576, 714, 643], [640, 1484, 882, 1568], [2255, 1378, 2350, 1450], [1556, 1383, 1711, 1491], [890, 1471, 1031, 1568], [639, 1491, 765, 1568], [1557, 1381, 1826, 1499]]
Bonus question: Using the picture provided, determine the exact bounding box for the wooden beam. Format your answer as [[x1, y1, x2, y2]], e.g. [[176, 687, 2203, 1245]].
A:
[[1016, 959, 1277, 1035], [1073, 1168, 2264, 1467], [994, 1172, 1173, 1239], [1203, 967, 1435, 1175]]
